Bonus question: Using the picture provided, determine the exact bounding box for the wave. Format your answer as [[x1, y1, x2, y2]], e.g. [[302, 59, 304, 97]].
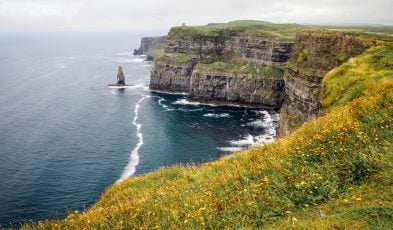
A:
[[157, 97, 169, 109], [117, 95, 148, 183], [116, 58, 145, 63], [217, 147, 244, 152], [113, 52, 132, 56], [172, 98, 201, 106], [230, 134, 255, 146], [225, 111, 279, 150], [203, 113, 230, 118]]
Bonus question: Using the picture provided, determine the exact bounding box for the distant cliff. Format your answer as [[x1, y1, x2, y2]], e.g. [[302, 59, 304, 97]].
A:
[[150, 21, 296, 109], [133, 36, 166, 56]]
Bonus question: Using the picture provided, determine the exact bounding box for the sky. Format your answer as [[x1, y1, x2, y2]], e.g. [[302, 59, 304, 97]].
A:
[[0, 0, 392, 32]]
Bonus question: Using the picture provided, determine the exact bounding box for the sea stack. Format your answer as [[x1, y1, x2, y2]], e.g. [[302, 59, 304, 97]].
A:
[[108, 65, 130, 88], [117, 66, 125, 85]]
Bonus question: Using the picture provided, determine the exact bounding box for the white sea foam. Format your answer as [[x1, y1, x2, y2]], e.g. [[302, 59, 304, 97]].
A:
[[113, 52, 132, 56], [172, 98, 201, 106], [116, 58, 145, 63], [117, 95, 148, 183], [157, 97, 169, 109], [203, 113, 230, 118], [230, 134, 255, 146], [217, 147, 244, 152], [225, 111, 279, 150]]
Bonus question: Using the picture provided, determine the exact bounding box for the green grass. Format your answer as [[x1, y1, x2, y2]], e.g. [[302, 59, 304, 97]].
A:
[[155, 54, 195, 65], [25, 44, 393, 229], [322, 44, 393, 108], [150, 48, 164, 59], [169, 20, 304, 41], [168, 20, 393, 42], [195, 61, 284, 78]]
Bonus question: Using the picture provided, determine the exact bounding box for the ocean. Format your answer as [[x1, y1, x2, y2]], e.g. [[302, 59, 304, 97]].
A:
[[0, 31, 278, 227]]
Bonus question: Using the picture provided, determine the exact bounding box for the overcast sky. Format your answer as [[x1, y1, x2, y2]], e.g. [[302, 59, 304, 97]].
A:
[[0, 0, 392, 32]]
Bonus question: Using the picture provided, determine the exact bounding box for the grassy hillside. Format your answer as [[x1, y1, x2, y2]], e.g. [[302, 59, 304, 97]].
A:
[[26, 44, 393, 229]]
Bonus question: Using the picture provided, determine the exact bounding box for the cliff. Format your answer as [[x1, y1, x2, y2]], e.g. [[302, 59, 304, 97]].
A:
[[133, 36, 166, 56], [150, 21, 297, 108], [278, 31, 384, 136], [189, 62, 284, 109]]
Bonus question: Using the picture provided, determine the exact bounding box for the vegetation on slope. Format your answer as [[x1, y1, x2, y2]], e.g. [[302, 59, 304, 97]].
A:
[[27, 45, 393, 229], [150, 48, 164, 60], [322, 44, 393, 108], [194, 60, 284, 78]]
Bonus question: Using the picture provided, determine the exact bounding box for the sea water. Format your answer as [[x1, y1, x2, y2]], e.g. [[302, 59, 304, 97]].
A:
[[0, 31, 278, 227]]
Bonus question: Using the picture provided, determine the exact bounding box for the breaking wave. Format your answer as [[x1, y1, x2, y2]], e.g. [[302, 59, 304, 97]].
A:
[[117, 94, 148, 183], [203, 113, 230, 118]]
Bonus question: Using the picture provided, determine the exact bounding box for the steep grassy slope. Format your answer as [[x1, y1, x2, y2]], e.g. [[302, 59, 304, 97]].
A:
[[27, 45, 393, 229]]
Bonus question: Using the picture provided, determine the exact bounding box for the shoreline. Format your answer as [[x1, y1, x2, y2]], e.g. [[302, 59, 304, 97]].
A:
[[149, 89, 280, 111]]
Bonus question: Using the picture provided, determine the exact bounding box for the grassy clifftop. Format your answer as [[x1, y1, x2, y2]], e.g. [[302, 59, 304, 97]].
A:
[[168, 20, 393, 42], [28, 45, 393, 229], [168, 20, 303, 41]]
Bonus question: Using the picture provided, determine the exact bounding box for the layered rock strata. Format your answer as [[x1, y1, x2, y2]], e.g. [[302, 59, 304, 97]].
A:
[[278, 31, 382, 135], [189, 65, 284, 109], [150, 26, 292, 108]]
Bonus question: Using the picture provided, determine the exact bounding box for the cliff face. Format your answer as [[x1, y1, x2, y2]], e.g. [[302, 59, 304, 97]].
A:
[[163, 29, 293, 66], [278, 31, 382, 135], [150, 25, 292, 108], [189, 64, 284, 109], [149, 55, 196, 93], [133, 36, 166, 55]]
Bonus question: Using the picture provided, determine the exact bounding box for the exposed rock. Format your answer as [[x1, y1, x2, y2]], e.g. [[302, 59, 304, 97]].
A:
[[150, 26, 292, 109], [150, 55, 197, 93], [146, 55, 154, 62], [117, 66, 125, 85], [189, 67, 285, 109], [133, 36, 167, 56], [278, 31, 383, 136]]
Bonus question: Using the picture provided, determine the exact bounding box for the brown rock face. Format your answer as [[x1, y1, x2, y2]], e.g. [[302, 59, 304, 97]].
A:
[[149, 56, 196, 93], [278, 31, 382, 136], [189, 68, 284, 109], [150, 27, 292, 108]]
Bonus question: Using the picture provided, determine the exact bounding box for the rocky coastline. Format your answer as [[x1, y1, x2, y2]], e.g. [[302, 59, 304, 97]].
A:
[[142, 21, 382, 136]]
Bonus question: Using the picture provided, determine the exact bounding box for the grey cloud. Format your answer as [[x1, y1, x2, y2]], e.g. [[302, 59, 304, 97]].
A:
[[0, 0, 391, 31]]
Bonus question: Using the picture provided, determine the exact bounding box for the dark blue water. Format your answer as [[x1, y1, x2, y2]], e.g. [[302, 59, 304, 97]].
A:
[[0, 31, 278, 227]]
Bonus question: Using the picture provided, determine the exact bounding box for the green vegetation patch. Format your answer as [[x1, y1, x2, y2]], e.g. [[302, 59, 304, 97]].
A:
[[195, 60, 284, 78], [322, 44, 393, 108], [155, 54, 195, 65], [170, 54, 195, 64], [150, 48, 164, 59]]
